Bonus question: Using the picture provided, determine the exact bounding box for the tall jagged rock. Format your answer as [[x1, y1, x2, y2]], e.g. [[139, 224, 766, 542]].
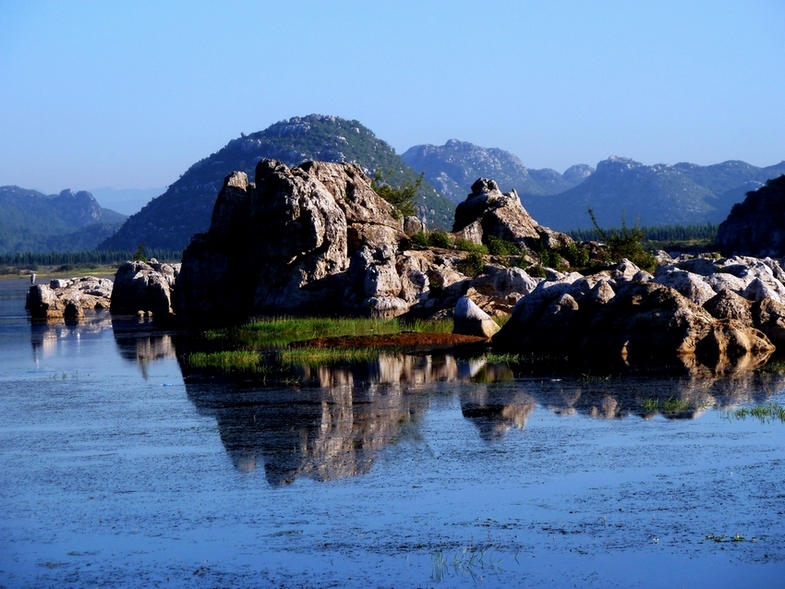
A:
[[175, 160, 407, 322]]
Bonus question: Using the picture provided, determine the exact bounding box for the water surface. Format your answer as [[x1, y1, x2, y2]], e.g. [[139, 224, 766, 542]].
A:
[[2, 278, 785, 588]]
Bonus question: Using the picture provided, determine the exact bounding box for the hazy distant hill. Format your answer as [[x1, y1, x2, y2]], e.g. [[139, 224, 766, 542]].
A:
[[0, 186, 126, 253], [100, 115, 455, 251], [401, 139, 592, 204], [88, 186, 165, 216], [522, 157, 785, 230]]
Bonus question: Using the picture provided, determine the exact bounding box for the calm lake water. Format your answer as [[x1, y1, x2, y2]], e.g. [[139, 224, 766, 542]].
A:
[[2, 277, 785, 588]]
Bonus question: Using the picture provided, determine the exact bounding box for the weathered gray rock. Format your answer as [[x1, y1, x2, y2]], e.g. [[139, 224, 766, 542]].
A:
[[403, 216, 425, 237], [110, 260, 180, 316], [453, 296, 500, 338], [26, 276, 113, 320]]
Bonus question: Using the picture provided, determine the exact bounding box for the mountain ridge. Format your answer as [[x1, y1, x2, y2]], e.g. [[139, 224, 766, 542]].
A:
[[0, 186, 126, 253], [99, 115, 455, 251]]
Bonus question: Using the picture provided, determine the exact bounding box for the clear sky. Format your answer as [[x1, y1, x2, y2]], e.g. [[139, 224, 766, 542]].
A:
[[1, 0, 783, 193]]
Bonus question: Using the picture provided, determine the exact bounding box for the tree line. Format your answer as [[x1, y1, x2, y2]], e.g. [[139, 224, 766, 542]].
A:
[[568, 223, 718, 244], [0, 249, 182, 270]]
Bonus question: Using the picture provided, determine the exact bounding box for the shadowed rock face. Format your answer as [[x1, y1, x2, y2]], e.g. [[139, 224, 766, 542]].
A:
[[716, 175, 785, 257]]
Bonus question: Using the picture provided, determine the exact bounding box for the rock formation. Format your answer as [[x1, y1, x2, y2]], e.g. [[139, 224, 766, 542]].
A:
[[176, 160, 502, 323], [492, 255, 782, 373], [110, 259, 180, 317], [452, 296, 500, 339], [452, 178, 573, 255], [26, 276, 113, 319], [716, 175, 785, 257]]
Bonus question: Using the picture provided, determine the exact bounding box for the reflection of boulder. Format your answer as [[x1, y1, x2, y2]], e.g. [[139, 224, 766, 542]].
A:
[[29, 312, 114, 362]]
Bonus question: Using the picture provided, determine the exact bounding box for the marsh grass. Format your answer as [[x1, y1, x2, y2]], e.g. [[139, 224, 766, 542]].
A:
[[484, 353, 523, 364], [639, 397, 702, 415], [185, 350, 266, 372], [723, 403, 785, 424], [279, 347, 389, 367]]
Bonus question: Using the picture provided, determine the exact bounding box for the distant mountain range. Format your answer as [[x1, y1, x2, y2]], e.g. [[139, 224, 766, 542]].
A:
[[6, 114, 785, 254], [100, 115, 455, 251], [401, 139, 593, 204], [402, 141, 785, 231], [0, 187, 125, 254]]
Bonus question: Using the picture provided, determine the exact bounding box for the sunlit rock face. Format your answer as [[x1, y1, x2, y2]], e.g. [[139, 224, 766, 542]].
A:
[[26, 276, 112, 319], [176, 160, 407, 322]]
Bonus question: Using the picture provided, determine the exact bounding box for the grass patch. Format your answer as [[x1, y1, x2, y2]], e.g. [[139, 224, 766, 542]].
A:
[[484, 353, 524, 364], [639, 397, 702, 415], [185, 350, 265, 372], [206, 317, 453, 348]]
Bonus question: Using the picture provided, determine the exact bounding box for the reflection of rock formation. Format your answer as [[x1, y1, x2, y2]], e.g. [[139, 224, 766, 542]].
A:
[[30, 311, 113, 364], [184, 377, 429, 485], [460, 387, 537, 441], [111, 316, 179, 378], [512, 372, 785, 420]]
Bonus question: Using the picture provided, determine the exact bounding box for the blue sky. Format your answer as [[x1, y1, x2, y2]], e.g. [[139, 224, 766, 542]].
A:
[[1, 0, 783, 193]]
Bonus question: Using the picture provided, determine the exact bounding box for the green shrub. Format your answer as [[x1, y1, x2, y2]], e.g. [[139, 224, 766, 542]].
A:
[[455, 239, 489, 255], [456, 251, 486, 277], [588, 209, 656, 272], [429, 231, 452, 248], [486, 235, 521, 256], [538, 249, 564, 269], [372, 170, 422, 218], [411, 231, 430, 247], [560, 242, 590, 268], [528, 265, 547, 278]]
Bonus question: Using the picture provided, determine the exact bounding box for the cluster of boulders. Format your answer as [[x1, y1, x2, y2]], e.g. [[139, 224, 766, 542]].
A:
[[25, 259, 180, 321], [26, 276, 113, 319], [490, 254, 785, 373]]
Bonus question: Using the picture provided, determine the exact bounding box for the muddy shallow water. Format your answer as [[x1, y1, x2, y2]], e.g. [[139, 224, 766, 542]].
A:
[[2, 279, 785, 588]]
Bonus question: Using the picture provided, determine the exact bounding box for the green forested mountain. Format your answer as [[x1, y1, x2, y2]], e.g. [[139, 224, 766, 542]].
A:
[[0, 186, 126, 253], [100, 115, 455, 251]]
